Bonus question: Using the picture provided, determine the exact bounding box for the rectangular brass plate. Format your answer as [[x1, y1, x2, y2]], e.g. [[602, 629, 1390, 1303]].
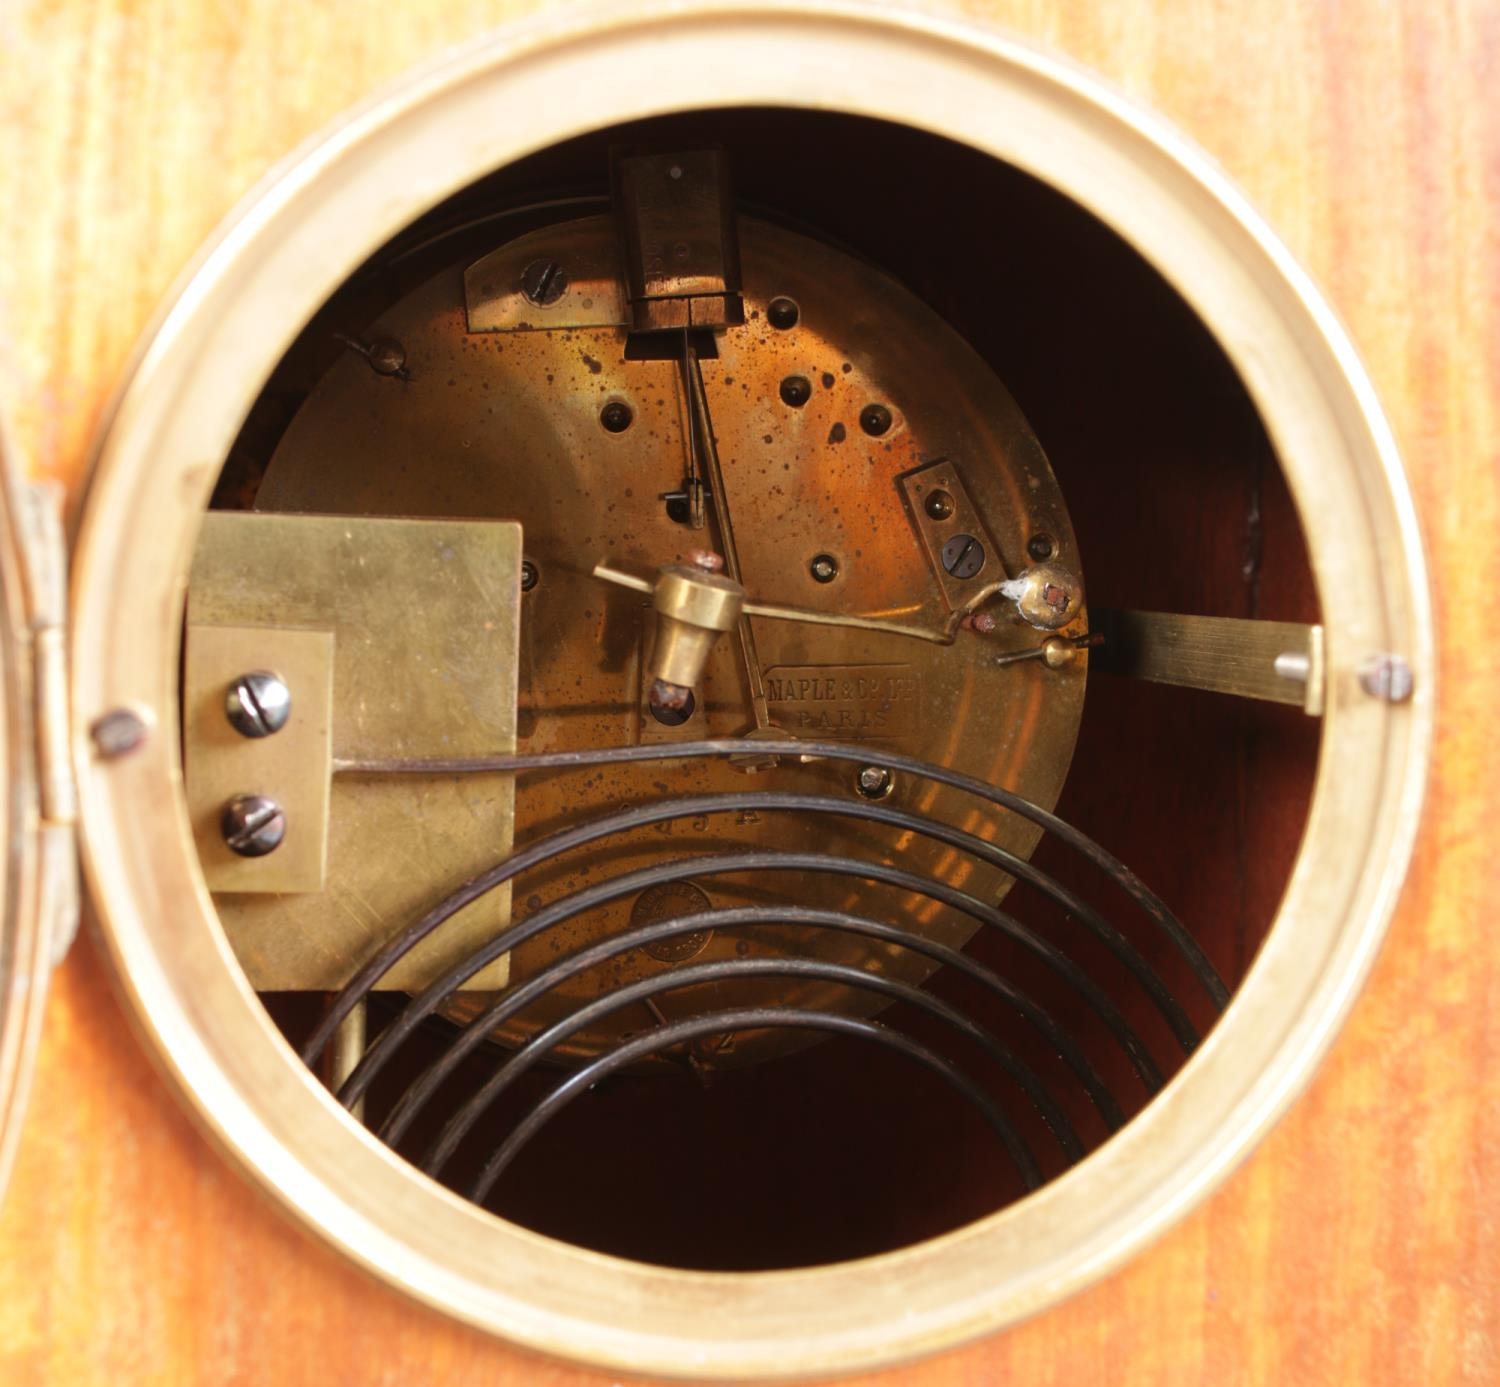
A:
[[1090, 608, 1320, 708], [465, 216, 628, 332], [188, 512, 522, 991], [615, 150, 742, 331], [186, 626, 334, 894], [896, 460, 1006, 612]]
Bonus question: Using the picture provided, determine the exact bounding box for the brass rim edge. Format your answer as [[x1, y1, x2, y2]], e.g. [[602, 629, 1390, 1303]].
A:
[[70, 3, 1433, 1380]]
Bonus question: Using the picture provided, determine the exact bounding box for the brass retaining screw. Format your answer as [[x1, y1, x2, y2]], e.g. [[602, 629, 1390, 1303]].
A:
[[520, 259, 569, 307], [90, 707, 149, 758], [1358, 653, 1415, 703]]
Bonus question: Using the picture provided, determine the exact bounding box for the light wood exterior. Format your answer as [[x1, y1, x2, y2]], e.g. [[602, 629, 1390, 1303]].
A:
[[0, 1, 1495, 1382]]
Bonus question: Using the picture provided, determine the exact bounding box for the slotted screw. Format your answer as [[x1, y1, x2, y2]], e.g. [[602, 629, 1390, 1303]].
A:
[[221, 795, 286, 858], [1359, 653, 1415, 703], [91, 707, 149, 758], [225, 671, 291, 739], [520, 259, 569, 307], [940, 533, 986, 580]]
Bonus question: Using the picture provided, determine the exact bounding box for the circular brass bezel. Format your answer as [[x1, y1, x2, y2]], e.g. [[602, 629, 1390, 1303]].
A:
[[72, 3, 1432, 1380]]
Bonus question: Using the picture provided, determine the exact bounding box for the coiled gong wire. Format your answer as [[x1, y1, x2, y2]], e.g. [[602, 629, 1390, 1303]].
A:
[[300, 739, 1228, 1205]]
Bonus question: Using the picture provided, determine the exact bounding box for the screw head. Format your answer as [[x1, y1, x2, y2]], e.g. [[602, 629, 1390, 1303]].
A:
[[686, 549, 726, 573], [859, 403, 893, 437], [1359, 653, 1415, 703], [600, 401, 633, 433], [855, 765, 894, 799], [91, 707, 149, 758], [520, 259, 569, 307], [225, 671, 291, 739], [1027, 533, 1056, 562], [809, 553, 839, 584], [766, 297, 800, 330], [367, 338, 406, 377], [940, 533, 986, 580], [520, 560, 538, 592], [924, 490, 955, 521], [779, 375, 812, 408], [221, 794, 286, 857]]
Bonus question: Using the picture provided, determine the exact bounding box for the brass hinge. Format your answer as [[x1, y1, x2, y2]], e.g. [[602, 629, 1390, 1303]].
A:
[[14, 483, 79, 966]]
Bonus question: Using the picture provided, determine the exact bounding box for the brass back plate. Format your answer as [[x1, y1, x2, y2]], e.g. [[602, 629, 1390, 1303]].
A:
[[254, 214, 1086, 1054]]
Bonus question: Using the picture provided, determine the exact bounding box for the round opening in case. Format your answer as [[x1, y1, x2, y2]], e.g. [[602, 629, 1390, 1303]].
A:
[[209, 107, 1320, 1271]]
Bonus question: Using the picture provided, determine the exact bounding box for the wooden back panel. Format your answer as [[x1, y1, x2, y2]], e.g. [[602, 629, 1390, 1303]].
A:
[[0, 2, 1494, 1382]]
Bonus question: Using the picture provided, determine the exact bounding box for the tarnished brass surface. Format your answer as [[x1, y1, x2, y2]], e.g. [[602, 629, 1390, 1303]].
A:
[[188, 513, 520, 990], [1091, 608, 1322, 708], [254, 213, 1087, 1059], [184, 624, 334, 895]]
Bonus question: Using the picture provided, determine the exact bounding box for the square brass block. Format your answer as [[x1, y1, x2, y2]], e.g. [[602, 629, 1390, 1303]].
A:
[[186, 513, 521, 990]]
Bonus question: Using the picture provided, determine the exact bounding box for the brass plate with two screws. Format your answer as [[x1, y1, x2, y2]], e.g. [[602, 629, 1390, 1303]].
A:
[[184, 624, 334, 895], [187, 512, 520, 991]]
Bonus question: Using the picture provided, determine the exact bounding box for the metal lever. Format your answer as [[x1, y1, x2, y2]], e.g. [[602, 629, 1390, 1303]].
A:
[[594, 557, 1088, 652]]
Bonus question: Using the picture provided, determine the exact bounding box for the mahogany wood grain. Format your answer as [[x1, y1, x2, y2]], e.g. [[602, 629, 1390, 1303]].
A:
[[0, 0, 1496, 1382]]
